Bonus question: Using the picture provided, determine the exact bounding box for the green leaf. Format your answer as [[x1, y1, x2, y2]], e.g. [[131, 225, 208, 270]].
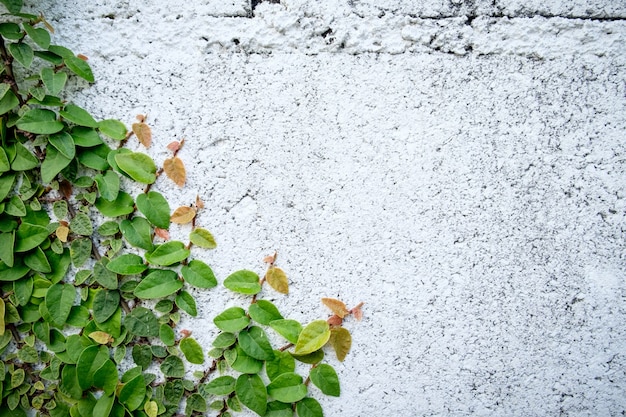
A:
[[94, 258, 118, 289], [93, 360, 118, 396], [5, 195, 25, 216], [294, 320, 330, 355], [238, 326, 274, 361], [0, 147, 9, 172], [96, 191, 134, 217], [160, 355, 184, 378], [71, 126, 103, 147], [45, 283, 75, 326], [94, 169, 120, 201], [119, 216, 153, 250], [175, 290, 197, 317], [181, 259, 217, 289], [133, 269, 182, 299], [77, 143, 110, 170], [0, 2, 22, 15], [16, 109, 63, 134], [0, 173, 16, 200], [330, 326, 352, 362], [41, 145, 72, 183], [10, 142, 39, 170], [93, 289, 121, 323], [136, 191, 170, 229], [267, 372, 307, 403], [70, 212, 93, 235], [296, 398, 323, 417], [0, 89, 19, 115], [41, 67, 67, 95], [269, 319, 302, 345], [49, 131, 76, 159], [189, 227, 217, 249], [132, 344, 152, 369], [67, 305, 90, 327], [309, 363, 340, 396], [266, 350, 296, 381], [266, 401, 294, 417], [249, 300, 283, 325], [70, 237, 91, 267], [226, 344, 263, 374], [159, 324, 175, 346], [8, 42, 33, 68], [235, 374, 267, 416], [145, 241, 190, 266], [204, 375, 236, 396], [213, 332, 236, 349], [64, 55, 94, 82], [115, 152, 157, 184], [118, 374, 145, 411], [60, 103, 98, 128], [124, 306, 158, 337], [24, 246, 51, 273], [213, 307, 250, 333], [97, 220, 119, 236], [15, 223, 48, 252], [60, 364, 83, 400], [0, 231, 15, 267], [186, 393, 207, 414], [77, 345, 109, 390], [23, 23, 50, 48], [223, 270, 261, 295], [291, 349, 324, 365], [106, 254, 146, 275], [98, 119, 127, 140], [0, 22, 21, 39], [180, 337, 204, 364]]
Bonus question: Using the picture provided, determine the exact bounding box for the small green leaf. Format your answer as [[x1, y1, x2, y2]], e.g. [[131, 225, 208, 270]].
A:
[[212, 332, 236, 349], [60, 103, 98, 128], [93, 289, 121, 323], [235, 374, 267, 416], [5, 195, 26, 216], [0, 89, 19, 115], [159, 324, 175, 346], [0, 231, 15, 267], [118, 374, 146, 411], [294, 320, 330, 355], [94, 258, 118, 289], [204, 376, 236, 396], [175, 290, 197, 317], [71, 126, 103, 147], [136, 191, 170, 229], [309, 363, 340, 396], [227, 345, 263, 374], [70, 237, 91, 267], [0, 22, 22, 38], [296, 397, 323, 417], [16, 108, 63, 134], [145, 241, 190, 266], [76, 345, 109, 390], [8, 42, 33, 68], [70, 212, 93, 236], [96, 191, 134, 217], [238, 326, 274, 361], [15, 223, 48, 252], [223, 270, 261, 295], [97, 220, 119, 236], [132, 344, 153, 369], [119, 216, 153, 250], [214, 307, 250, 333], [189, 227, 217, 249], [23, 23, 50, 48], [45, 283, 75, 326], [98, 119, 127, 140], [133, 269, 182, 299], [94, 169, 120, 201], [24, 246, 51, 273], [49, 131, 76, 159], [124, 306, 158, 337], [267, 372, 307, 403], [41, 145, 72, 183], [160, 355, 184, 378], [77, 143, 110, 170], [269, 319, 302, 345], [41, 67, 67, 95], [115, 152, 157, 184], [180, 337, 204, 364], [106, 254, 146, 275], [249, 300, 283, 325], [181, 259, 217, 289], [65, 55, 94, 82]]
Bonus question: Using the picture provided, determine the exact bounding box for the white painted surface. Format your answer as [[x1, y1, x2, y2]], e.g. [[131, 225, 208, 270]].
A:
[[29, 1, 626, 415]]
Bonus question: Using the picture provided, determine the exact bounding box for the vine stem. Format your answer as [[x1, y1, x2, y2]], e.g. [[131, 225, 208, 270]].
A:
[[0, 36, 26, 106]]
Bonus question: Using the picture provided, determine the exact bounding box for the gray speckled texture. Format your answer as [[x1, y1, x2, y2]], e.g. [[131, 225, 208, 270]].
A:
[[27, 0, 626, 415]]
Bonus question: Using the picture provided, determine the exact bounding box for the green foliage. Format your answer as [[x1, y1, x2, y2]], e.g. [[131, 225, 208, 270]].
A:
[[0, 4, 363, 417]]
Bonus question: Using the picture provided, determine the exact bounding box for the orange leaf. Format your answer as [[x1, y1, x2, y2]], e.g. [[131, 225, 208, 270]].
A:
[[327, 315, 343, 326], [263, 252, 277, 264], [195, 195, 205, 209], [321, 298, 349, 318], [154, 227, 170, 240], [56, 225, 69, 243], [330, 327, 352, 362], [77, 53, 88, 61], [170, 206, 196, 224], [132, 122, 152, 148], [163, 157, 186, 187], [266, 266, 288, 294], [136, 114, 146, 122], [166, 141, 180, 152]]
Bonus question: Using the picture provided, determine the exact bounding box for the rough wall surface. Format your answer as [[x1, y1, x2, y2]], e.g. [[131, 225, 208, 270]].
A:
[[29, 0, 626, 416]]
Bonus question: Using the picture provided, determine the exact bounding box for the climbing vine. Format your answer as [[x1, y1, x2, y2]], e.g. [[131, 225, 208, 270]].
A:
[[0, 2, 362, 416]]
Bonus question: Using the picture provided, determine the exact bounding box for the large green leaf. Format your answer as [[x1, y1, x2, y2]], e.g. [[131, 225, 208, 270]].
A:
[[204, 376, 236, 396], [64, 55, 94, 82], [223, 270, 261, 295], [213, 307, 250, 333], [226, 345, 263, 375], [10, 142, 39, 170], [294, 320, 330, 355], [238, 326, 274, 361], [133, 269, 182, 299], [0, 89, 19, 115], [136, 191, 170, 229], [295, 398, 323, 417], [124, 307, 158, 337], [95, 191, 134, 217], [0, 231, 15, 267], [70, 237, 91, 267], [266, 350, 296, 381], [0, 147, 9, 172], [71, 127, 103, 147], [145, 241, 189, 266], [76, 345, 109, 390], [15, 223, 48, 252], [0, 1, 23, 14], [24, 246, 50, 273], [118, 374, 145, 411], [16, 109, 63, 134], [0, 173, 16, 200], [60, 103, 98, 128], [41, 145, 72, 183], [119, 216, 153, 250], [180, 337, 204, 364], [175, 290, 197, 317], [98, 119, 126, 140], [235, 374, 267, 416], [45, 283, 75, 326], [77, 143, 110, 170], [309, 363, 340, 396], [94, 169, 120, 201], [249, 300, 283, 325], [8, 42, 33, 68], [269, 319, 302, 345], [23, 23, 50, 49], [114, 152, 156, 184], [181, 259, 217, 289], [93, 289, 121, 323], [48, 131, 76, 159], [160, 355, 184, 378], [106, 254, 146, 275], [267, 372, 307, 403]]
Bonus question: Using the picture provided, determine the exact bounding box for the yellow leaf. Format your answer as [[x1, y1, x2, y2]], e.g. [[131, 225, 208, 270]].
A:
[[163, 156, 186, 187], [88, 331, 112, 344], [132, 122, 152, 148], [56, 225, 69, 242], [321, 298, 349, 318], [266, 266, 288, 294], [330, 327, 351, 362], [144, 400, 158, 417], [171, 206, 196, 224]]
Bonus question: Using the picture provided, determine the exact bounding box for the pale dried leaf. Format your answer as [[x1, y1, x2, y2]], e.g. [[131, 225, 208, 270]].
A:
[[163, 157, 186, 187], [136, 114, 146, 122], [56, 225, 69, 242], [171, 206, 196, 224], [88, 331, 112, 344], [132, 122, 152, 148], [166, 141, 180, 152], [195, 195, 205, 209], [321, 298, 349, 318], [266, 266, 288, 294], [351, 302, 364, 321]]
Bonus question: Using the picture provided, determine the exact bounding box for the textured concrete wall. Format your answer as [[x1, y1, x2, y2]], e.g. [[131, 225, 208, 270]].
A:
[[31, 1, 626, 416]]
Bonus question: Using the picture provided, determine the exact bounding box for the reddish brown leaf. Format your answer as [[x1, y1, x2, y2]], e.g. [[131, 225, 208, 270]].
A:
[[154, 227, 170, 240], [329, 327, 352, 362], [263, 252, 277, 264], [132, 122, 152, 148], [170, 206, 196, 225], [59, 180, 72, 199], [166, 141, 180, 152], [266, 266, 288, 294], [321, 298, 349, 318], [327, 315, 343, 326], [163, 156, 186, 187], [136, 114, 146, 123], [77, 54, 88, 61], [180, 329, 192, 338]]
